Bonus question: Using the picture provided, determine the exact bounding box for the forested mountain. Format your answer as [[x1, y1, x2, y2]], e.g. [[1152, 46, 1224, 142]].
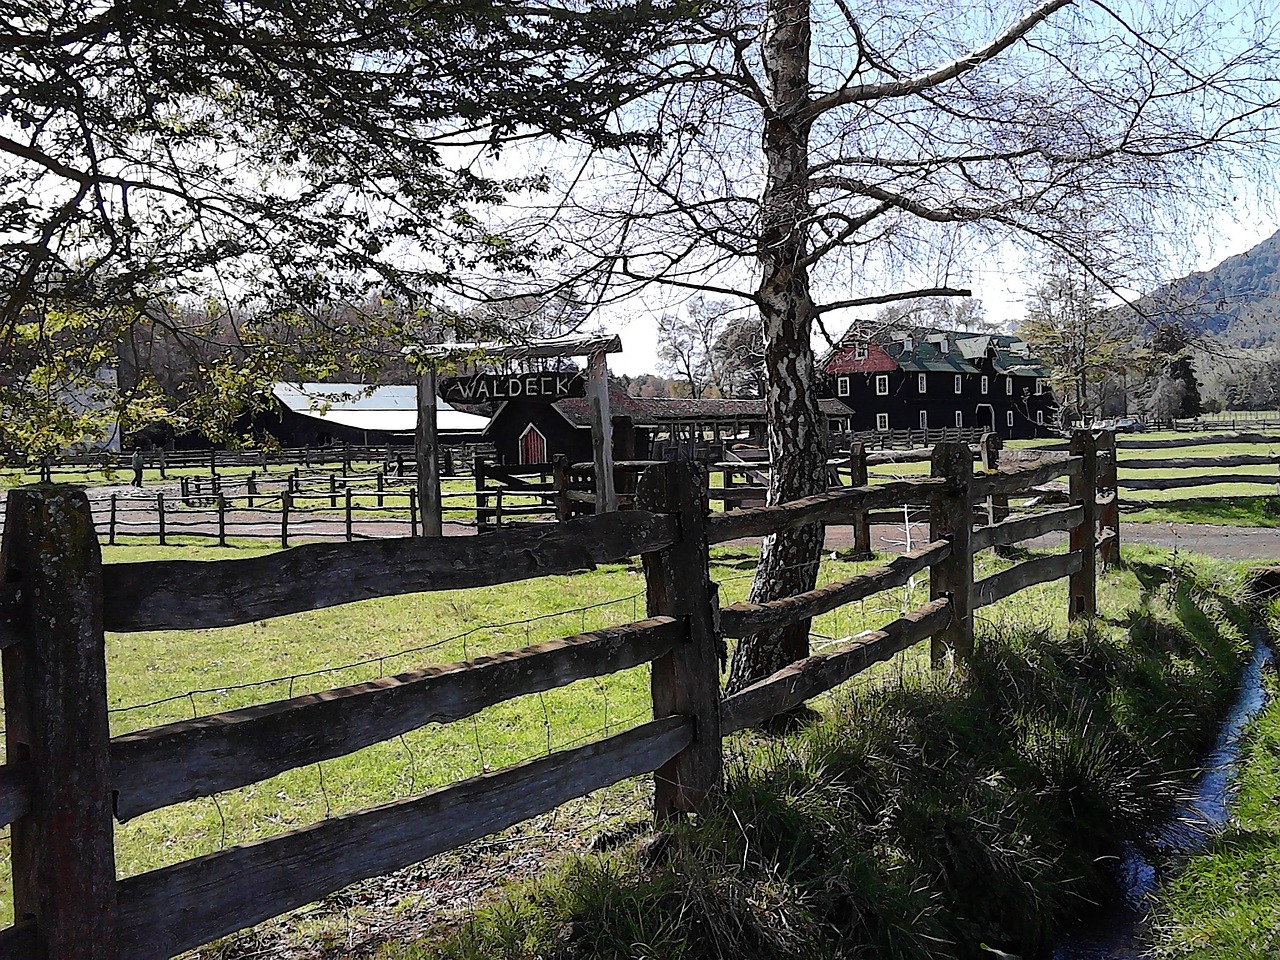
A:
[[1138, 227, 1280, 344]]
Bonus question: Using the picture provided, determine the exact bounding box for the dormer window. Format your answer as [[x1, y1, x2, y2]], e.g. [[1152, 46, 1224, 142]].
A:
[[853, 343, 868, 360], [929, 335, 949, 354]]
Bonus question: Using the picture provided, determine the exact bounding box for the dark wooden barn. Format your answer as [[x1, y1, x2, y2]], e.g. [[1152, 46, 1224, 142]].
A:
[[821, 329, 1057, 440]]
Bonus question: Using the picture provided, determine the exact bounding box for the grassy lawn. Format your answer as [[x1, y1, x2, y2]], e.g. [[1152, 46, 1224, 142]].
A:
[[1144, 625, 1280, 959]]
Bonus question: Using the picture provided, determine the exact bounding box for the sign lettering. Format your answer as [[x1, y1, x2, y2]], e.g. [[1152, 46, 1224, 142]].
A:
[[439, 372, 587, 404]]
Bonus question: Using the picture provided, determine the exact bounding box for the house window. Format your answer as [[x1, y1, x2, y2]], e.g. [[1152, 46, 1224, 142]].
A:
[[875, 374, 889, 396], [955, 411, 963, 428], [1035, 379, 1044, 395], [837, 375, 850, 397], [919, 411, 928, 430], [876, 413, 889, 431], [981, 376, 989, 394], [917, 373, 927, 394], [854, 343, 868, 360], [518, 424, 547, 464], [1006, 410, 1014, 428], [1036, 409, 1045, 425], [954, 374, 962, 394], [1005, 377, 1013, 396]]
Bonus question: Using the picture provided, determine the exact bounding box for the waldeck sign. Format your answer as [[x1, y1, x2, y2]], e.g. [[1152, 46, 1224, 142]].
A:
[[440, 371, 587, 404]]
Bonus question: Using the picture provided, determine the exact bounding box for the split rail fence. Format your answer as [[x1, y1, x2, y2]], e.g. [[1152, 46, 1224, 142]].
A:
[[0, 437, 1115, 960]]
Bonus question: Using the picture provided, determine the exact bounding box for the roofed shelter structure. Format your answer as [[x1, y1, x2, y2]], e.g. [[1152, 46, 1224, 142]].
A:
[[406, 335, 623, 536], [267, 383, 488, 446]]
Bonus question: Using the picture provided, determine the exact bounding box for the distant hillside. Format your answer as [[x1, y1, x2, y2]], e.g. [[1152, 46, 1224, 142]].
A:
[[1136, 227, 1280, 344]]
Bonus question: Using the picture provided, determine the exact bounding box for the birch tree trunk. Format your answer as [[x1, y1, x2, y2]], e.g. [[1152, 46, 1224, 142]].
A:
[[726, 0, 828, 694]]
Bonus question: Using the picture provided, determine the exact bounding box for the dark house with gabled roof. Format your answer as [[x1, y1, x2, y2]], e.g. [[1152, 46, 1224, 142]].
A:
[[484, 389, 851, 464], [820, 328, 1057, 439]]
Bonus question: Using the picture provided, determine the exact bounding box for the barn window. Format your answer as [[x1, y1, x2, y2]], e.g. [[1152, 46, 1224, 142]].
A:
[[1006, 410, 1014, 427], [876, 413, 889, 431], [981, 376, 989, 394], [1036, 409, 1045, 425], [917, 373, 927, 393], [1005, 377, 1013, 395], [518, 424, 547, 464], [954, 374, 962, 394], [837, 375, 850, 397], [919, 411, 928, 430], [955, 411, 963, 428], [1035, 379, 1044, 395], [875, 374, 889, 396]]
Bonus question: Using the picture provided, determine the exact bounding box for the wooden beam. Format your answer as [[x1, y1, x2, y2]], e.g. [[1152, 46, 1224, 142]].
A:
[[102, 511, 680, 631], [1117, 431, 1280, 450], [1120, 473, 1280, 490], [1069, 431, 1098, 621], [970, 505, 1084, 552], [116, 717, 691, 960], [586, 350, 617, 513], [410, 335, 623, 362], [0, 761, 31, 828], [971, 456, 1081, 499], [720, 598, 951, 734], [416, 369, 442, 537], [1118, 453, 1280, 470], [973, 552, 1083, 609], [111, 618, 687, 820], [719, 540, 950, 638], [706, 479, 945, 545]]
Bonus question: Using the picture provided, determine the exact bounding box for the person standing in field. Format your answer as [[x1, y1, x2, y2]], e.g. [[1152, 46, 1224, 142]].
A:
[[131, 447, 144, 487]]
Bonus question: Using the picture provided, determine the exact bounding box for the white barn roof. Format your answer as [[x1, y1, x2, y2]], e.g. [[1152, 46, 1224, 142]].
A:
[[272, 383, 489, 434]]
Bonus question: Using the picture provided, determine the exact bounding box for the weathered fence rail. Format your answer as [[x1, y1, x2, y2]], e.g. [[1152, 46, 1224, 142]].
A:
[[0, 435, 1112, 959]]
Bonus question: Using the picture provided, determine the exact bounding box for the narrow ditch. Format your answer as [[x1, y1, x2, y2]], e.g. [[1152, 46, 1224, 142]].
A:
[[1048, 629, 1274, 960]]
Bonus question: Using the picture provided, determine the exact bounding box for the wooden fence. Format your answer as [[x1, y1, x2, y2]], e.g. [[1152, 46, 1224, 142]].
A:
[[0, 435, 1114, 959]]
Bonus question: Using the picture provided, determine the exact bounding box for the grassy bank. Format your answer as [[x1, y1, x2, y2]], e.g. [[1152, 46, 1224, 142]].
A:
[[386, 550, 1257, 960], [1145, 624, 1280, 958]]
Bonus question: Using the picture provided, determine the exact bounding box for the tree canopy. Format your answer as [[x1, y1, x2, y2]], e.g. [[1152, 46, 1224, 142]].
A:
[[0, 0, 696, 453]]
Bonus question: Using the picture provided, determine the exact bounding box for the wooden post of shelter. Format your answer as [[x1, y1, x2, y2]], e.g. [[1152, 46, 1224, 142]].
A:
[[553, 454, 571, 522], [586, 349, 617, 514], [416, 368, 443, 538], [1, 487, 119, 959], [638, 461, 722, 819], [929, 442, 974, 665], [1069, 430, 1099, 620]]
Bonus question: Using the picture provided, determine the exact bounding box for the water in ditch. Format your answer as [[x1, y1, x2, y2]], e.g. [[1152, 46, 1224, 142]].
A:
[[1047, 631, 1274, 960]]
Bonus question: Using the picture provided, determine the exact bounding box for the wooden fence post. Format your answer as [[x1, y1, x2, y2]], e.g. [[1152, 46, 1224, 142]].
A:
[[929, 441, 974, 665], [409, 488, 418, 537], [376, 471, 385, 509], [108, 492, 117, 546], [553, 455, 571, 522], [247, 472, 257, 508], [345, 488, 353, 542], [329, 472, 338, 508], [1068, 430, 1098, 620], [849, 441, 872, 558], [1, 487, 119, 958], [217, 493, 227, 547], [157, 491, 166, 546], [637, 461, 722, 819], [1097, 430, 1120, 568], [474, 456, 489, 531], [281, 490, 291, 548]]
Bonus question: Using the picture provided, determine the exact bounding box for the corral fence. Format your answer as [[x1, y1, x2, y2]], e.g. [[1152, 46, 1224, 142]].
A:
[[0, 434, 1115, 960]]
